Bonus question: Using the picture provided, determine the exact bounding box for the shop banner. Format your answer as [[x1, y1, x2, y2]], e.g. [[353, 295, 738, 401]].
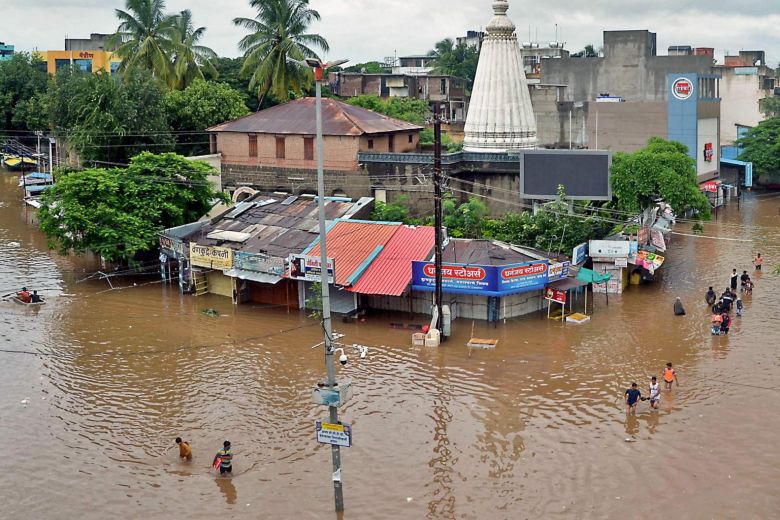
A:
[[547, 261, 570, 282], [159, 235, 184, 257], [572, 242, 588, 265], [189, 243, 233, 270], [545, 287, 567, 304], [234, 251, 285, 276], [288, 254, 335, 284], [412, 260, 549, 296]]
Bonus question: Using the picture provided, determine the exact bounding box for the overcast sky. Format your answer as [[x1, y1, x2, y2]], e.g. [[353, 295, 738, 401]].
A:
[[6, 0, 780, 66]]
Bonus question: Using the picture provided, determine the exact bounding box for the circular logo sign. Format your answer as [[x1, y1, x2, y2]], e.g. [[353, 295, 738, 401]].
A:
[[671, 77, 693, 100]]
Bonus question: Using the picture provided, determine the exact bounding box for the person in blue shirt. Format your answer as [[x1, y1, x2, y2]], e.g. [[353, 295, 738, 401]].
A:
[[625, 382, 641, 414], [213, 440, 233, 475]]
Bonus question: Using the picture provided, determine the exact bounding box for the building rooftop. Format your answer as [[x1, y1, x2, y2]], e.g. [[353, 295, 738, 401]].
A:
[[207, 97, 423, 136], [349, 225, 435, 296], [442, 239, 540, 265]]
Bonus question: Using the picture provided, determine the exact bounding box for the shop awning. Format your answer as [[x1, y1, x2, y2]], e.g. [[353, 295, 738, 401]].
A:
[[223, 268, 281, 284], [576, 267, 612, 284], [548, 277, 588, 291]]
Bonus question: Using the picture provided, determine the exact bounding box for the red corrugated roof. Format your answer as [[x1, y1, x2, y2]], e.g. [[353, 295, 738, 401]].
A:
[[207, 97, 422, 136], [349, 225, 435, 296], [307, 221, 400, 286]]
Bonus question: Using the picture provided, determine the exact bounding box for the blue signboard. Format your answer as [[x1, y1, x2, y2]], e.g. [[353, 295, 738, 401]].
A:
[[412, 260, 549, 297]]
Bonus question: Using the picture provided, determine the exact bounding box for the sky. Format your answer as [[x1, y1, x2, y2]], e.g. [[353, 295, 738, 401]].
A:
[[5, 0, 780, 67]]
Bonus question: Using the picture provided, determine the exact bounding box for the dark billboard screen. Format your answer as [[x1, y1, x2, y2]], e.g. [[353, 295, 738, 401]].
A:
[[520, 150, 612, 200]]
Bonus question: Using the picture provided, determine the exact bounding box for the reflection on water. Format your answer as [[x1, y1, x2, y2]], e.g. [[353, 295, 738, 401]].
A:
[[1, 169, 779, 518]]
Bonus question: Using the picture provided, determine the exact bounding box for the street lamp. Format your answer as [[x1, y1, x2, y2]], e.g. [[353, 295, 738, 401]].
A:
[[306, 56, 348, 513]]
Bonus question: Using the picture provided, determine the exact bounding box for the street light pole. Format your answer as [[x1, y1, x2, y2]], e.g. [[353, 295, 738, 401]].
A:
[[310, 57, 348, 513]]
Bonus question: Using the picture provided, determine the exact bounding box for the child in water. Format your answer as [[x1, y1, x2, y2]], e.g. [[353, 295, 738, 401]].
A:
[[711, 313, 723, 335], [736, 297, 744, 317]]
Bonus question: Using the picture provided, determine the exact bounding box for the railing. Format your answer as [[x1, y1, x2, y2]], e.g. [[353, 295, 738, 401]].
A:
[[357, 151, 520, 165]]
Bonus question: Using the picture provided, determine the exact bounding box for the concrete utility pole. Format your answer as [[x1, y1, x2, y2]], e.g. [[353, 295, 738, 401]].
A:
[[433, 103, 444, 334], [308, 57, 348, 513]]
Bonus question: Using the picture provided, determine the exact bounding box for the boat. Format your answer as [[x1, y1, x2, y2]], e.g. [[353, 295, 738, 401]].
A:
[[3, 155, 22, 170], [11, 296, 46, 306], [19, 171, 53, 187], [22, 156, 37, 167]]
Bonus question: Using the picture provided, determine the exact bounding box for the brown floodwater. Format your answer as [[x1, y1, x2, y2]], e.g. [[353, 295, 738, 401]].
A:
[[1, 169, 779, 519]]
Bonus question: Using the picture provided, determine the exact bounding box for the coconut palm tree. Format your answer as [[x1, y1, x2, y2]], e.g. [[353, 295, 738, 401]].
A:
[[233, 0, 329, 107], [170, 9, 218, 90], [107, 0, 178, 83]]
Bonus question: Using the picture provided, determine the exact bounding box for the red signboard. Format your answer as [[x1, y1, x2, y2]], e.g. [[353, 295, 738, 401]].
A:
[[545, 287, 567, 304], [701, 180, 720, 193], [703, 143, 713, 162], [672, 77, 693, 100]]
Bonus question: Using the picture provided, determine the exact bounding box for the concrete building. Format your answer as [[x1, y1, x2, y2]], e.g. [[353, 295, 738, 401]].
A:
[[464, 0, 538, 152], [0, 42, 14, 61], [539, 30, 721, 180], [456, 30, 485, 51], [519, 41, 569, 84], [37, 34, 120, 75], [329, 71, 469, 122], [207, 97, 422, 197], [391, 54, 436, 76], [715, 51, 776, 145]]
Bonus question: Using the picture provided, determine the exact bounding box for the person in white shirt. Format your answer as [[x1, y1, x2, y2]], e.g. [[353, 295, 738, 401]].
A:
[[648, 376, 660, 410]]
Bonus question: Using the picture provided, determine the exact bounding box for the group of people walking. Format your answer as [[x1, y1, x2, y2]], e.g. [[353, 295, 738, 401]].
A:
[[175, 437, 234, 476], [705, 256, 760, 335], [624, 363, 679, 413]]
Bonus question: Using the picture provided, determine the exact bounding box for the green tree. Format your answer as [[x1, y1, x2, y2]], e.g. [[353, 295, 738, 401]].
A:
[[759, 97, 780, 118], [442, 196, 488, 238], [346, 95, 429, 125], [611, 137, 711, 218], [107, 0, 178, 83], [50, 68, 174, 164], [429, 38, 480, 87], [737, 117, 780, 184], [233, 0, 329, 106], [343, 61, 386, 74], [0, 53, 49, 131], [38, 153, 223, 263], [206, 57, 260, 111], [164, 80, 250, 155], [170, 9, 218, 90], [370, 195, 410, 222]]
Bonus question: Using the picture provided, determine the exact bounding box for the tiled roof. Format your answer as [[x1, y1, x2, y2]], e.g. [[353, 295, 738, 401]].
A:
[[306, 221, 401, 286], [349, 225, 435, 296], [207, 97, 423, 136]]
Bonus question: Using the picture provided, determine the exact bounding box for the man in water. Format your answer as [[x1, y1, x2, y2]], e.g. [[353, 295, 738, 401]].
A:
[[663, 363, 679, 390], [16, 287, 31, 303], [740, 270, 751, 291], [625, 383, 641, 414], [175, 437, 192, 461], [754, 253, 763, 270], [730, 269, 738, 291], [648, 376, 660, 410], [673, 297, 686, 316], [214, 440, 233, 476], [30, 290, 42, 303], [705, 286, 716, 305], [720, 312, 731, 335]]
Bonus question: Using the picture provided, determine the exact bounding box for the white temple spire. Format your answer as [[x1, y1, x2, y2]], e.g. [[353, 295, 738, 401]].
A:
[[463, 0, 537, 152]]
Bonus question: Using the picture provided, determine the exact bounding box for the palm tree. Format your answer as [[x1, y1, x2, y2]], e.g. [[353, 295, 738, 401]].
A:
[[107, 0, 178, 83], [233, 0, 329, 107], [170, 9, 218, 90]]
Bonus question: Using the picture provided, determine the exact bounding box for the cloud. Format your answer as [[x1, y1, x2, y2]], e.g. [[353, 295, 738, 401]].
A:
[[4, 0, 779, 67]]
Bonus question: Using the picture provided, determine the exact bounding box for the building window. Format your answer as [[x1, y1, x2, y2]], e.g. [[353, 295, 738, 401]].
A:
[[209, 134, 217, 154], [304, 137, 314, 161], [388, 134, 395, 152], [408, 134, 413, 144], [440, 78, 446, 95], [74, 59, 92, 73], [248, 134, 258, 157], [275, 136, 285, 159], [368, 139, 374, 149]]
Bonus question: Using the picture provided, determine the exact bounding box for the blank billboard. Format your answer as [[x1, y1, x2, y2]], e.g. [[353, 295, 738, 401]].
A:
[[519, 150, 612, 200]]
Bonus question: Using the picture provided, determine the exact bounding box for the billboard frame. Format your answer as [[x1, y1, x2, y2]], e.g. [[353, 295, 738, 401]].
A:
[[518, 149, 613, 201]]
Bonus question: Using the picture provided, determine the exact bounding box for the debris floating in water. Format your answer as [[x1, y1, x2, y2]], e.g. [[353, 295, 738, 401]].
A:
[[201, 308, 220, 317]]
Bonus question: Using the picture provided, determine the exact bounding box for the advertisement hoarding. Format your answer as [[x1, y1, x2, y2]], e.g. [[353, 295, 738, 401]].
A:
[[288, 254, 335, 284], [411, 260, 550, 296], [545, 287, 567, 304]]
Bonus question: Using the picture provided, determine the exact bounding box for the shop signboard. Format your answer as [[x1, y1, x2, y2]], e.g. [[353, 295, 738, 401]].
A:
[[159, 235, 184, 257], [650, 230, 666, 252], [547, 261, 570, 282], [315, 421, 352, 448], [589, 240, 630, 259], [614, 257, 628, 268], [412, 260, 549, 296], [288, 254, 335, 284], [572, 242, 588, 265], [545, 287, 567, 304], [189, 243, 233, 270], [234, 251, 284, 276]]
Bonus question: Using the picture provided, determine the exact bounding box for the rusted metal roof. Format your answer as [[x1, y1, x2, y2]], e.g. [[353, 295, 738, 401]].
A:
[[207, 97, 423, 136], [349, 225, 435, 296], [442, 239, 537, 265], [306, 221, 401, 286]]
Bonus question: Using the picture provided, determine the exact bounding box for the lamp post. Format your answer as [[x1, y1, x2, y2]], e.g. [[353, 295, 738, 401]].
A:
[[306, 57, 349, 513]]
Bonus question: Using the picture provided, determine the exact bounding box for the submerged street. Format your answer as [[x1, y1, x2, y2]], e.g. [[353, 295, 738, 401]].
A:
[[1, 169, 779, 518]]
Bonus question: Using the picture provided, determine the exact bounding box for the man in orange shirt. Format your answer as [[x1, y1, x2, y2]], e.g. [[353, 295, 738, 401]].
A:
[[176, 437, 192, 460], [16, 287, 31, 303]]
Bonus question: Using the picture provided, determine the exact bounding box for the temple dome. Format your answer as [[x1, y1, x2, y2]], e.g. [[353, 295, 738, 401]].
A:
[[463, 0, 537, 152]]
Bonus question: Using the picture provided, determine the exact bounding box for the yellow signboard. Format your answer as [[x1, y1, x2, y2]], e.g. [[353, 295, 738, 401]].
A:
[[189, 243, 233, 270]]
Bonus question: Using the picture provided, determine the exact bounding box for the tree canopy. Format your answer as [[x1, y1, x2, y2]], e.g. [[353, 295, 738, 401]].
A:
[[345, 95, 429, 125], [49, 68, 174, 164], [163, 80, 250, 155], [737, 117, 780, 183], [611, 137, 711, 218], [429, 38, 479, 88], [0, 53, 49, 132], [38, 153, 223, 262], [233, 0, 328, 105]]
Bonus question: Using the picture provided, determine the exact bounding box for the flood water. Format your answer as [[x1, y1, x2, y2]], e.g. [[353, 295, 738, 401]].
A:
[[1, 168, 779, 519]]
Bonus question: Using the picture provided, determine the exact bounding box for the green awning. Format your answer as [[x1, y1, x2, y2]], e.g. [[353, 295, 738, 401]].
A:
[[576, 267, 612, 284]]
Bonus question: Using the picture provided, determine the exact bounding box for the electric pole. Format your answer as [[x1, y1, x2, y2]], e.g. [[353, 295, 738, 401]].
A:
[[433, 103, 444, 335]]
